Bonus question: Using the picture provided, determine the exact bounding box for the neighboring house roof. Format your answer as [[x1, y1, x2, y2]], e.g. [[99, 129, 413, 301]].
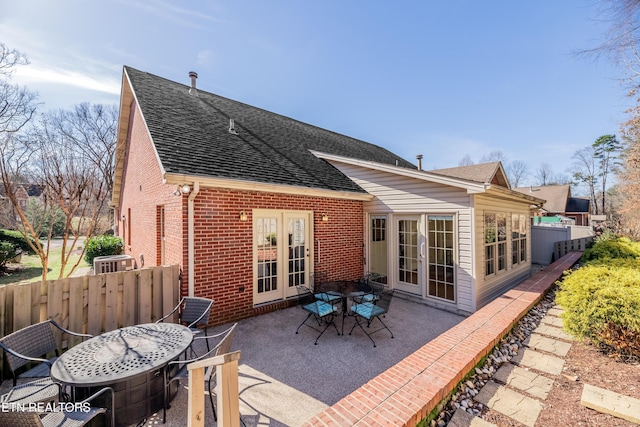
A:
[[427, 162, 510, 188], [116, 66, 416, 199], [513, 184, 570, 213]]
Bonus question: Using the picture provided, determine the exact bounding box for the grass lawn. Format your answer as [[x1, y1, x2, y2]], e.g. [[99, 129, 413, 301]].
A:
[[0, 239, 89, 285]]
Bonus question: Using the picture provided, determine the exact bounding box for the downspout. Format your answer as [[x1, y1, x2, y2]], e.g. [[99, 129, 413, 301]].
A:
[[188, 181, 200, 297]]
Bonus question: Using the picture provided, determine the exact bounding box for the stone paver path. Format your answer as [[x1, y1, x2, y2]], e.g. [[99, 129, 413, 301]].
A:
[[450, 305, 570, 426], [449, 304, 640, 427]]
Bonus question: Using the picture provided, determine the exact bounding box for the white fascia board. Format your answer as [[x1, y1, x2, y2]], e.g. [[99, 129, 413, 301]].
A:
[[163, 173, 374, 201], [484, 184, 546, 206], [310, 150, 487, 194]]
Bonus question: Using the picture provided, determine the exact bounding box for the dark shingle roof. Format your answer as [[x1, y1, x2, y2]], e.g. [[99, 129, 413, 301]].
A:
[[125, 66, 415, 193]]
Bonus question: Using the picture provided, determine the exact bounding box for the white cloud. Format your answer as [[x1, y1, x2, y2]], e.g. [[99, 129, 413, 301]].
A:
[[13, 65, 120, 95], [196, 50, 214, 67]]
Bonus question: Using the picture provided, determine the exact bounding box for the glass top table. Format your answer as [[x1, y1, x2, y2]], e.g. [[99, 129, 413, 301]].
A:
[[316, 280, 372, 335]]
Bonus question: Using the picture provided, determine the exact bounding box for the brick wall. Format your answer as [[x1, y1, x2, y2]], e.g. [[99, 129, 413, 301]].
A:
[[118, 100, 366, 325], [187, 189, 365, 325], [117, 100, 185, 271]]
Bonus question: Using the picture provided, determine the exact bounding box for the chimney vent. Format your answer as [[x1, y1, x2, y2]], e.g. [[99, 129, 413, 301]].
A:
[[188, 71, 198, 96], [416, 154, 423, 171]]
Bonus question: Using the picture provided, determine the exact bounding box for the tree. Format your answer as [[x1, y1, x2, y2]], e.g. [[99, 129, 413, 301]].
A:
[[506, 160, 529, 187], [570, 146, 599, 214], [51, 103, 118, 198], [620, 115, 640, 237], [480, 150, 508, 164], [593, 134, 623, 215], [0, 43, 38, 136], [534, 162, 554, 186], [27, 108, 115, 278], [458, 154, 474, 167]]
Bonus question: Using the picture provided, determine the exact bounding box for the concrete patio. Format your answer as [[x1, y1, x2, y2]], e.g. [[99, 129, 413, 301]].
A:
[[155, 296, 465, 427]]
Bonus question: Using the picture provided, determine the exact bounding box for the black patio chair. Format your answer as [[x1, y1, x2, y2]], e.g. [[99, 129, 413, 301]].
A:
[[295, 285, 339, 344], [0, 319, 92, 386], [352, 273, 386, 304], [162, 323, 238, 424], [157, 296, 214, 352], [0, 386, 114, 427], [310, 272, 341, 307], [348, 287, 394, 347], [0, 378, 62, 406]]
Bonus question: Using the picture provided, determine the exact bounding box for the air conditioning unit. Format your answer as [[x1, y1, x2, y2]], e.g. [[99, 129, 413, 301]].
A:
[[93, 255, 134, 274]]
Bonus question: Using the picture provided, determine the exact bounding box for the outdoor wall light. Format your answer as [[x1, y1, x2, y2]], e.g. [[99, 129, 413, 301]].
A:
[[321, 214, 329, 222], [173, 184, 191, 196], [239, 211, 248, 221], [121, 215, 126, 221]]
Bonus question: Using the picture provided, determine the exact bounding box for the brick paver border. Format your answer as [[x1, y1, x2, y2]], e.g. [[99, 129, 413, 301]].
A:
[[303, 252, 582, 426]]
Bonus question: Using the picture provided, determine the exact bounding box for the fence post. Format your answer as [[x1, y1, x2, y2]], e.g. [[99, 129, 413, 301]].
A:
[[187, 351, 241, 427]]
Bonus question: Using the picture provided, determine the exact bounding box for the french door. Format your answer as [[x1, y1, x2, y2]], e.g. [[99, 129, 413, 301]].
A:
[[395, 215, 422, 294], [370, 214, 456, 302], [253, 210, 312, 305]]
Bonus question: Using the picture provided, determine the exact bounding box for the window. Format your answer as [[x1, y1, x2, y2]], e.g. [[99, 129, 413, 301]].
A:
[[428, 215, 455, 301], [371, 217, 386, 242], [485, 212, 506, 276], [497, 213, 507, 271], [484, 213, 496, 275], [512, 213, 527, 264]]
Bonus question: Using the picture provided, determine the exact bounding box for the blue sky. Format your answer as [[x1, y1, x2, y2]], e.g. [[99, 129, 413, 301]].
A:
[[0, 1, 630, 186]]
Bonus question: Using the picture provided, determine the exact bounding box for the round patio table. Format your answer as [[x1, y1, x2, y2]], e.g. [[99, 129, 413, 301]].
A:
[[51, 322, 192, 426], [317, 280, 372, 335]]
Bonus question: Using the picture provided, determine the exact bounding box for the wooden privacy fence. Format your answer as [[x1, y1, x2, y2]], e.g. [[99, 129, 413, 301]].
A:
[[553, 237, 593, 262], [0, 265, 180, 380]]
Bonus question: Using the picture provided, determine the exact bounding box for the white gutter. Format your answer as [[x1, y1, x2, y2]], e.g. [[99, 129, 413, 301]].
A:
[[187, 181, 200, 297]]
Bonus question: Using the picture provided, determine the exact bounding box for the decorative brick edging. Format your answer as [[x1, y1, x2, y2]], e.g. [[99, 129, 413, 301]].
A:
[[303, 252, 582, 426]]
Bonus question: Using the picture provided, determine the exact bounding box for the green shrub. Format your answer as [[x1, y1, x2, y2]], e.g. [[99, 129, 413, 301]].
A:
[[0, 229, 37, 254], [581, 237, 640, 262], [83, 235, 124, 266], [556, 258, 640, 357], [0, 241, 19, 271]]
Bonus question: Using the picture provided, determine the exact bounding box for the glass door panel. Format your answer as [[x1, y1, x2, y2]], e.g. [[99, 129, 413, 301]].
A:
[[368, 216, 388, 284], [396, 217, 421, 294], [427, 215, 455, 302], [286, 214, 309, 298], [255, 216, 279, 304]]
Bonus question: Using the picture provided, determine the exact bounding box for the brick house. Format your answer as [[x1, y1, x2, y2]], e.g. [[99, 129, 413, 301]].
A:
[[113, 66, 544, 325]]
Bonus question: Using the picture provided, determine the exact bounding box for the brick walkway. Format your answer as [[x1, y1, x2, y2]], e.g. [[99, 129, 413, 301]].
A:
[[303, 252, 582, 427]]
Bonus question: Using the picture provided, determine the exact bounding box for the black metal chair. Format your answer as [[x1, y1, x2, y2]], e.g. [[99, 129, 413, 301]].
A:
[[0, 378, 62, 407], [0, 386, 114, 427], [162, 323, 238, 424], [348, 287, 394, 347], [157, 296, 214, 352], [0, 319, 92, 387], [295, 285, 340, 344], [352, 272, 386, 304]]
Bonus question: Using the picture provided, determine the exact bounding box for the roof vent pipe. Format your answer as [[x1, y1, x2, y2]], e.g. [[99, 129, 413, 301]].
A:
[[416, 154, 423, 171], [229, 118, 238, 135], [188, 71, 198, 96]]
